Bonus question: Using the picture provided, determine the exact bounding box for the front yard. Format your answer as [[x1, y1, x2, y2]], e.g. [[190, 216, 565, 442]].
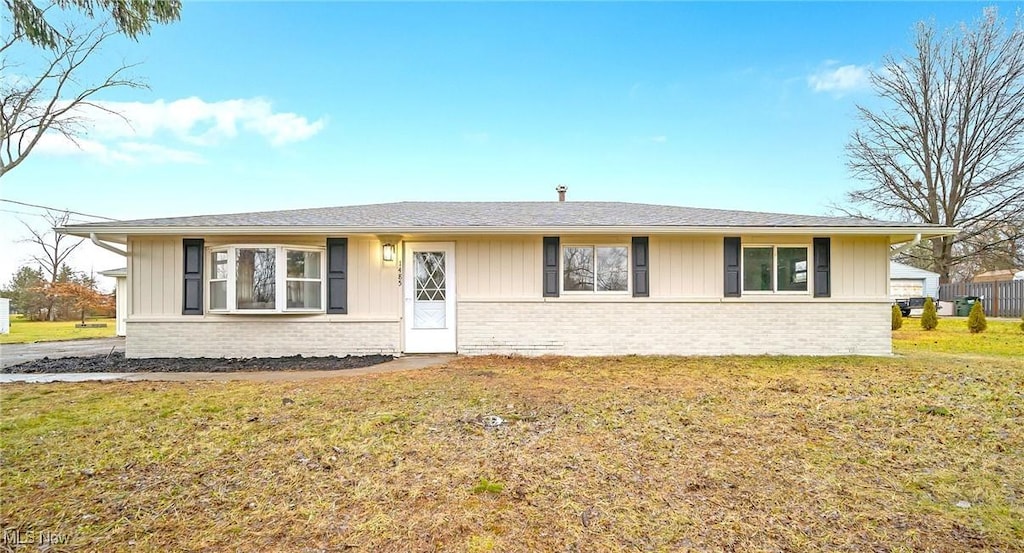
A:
[[0, 316, 116, 344], [1, 324, 1021, 551]]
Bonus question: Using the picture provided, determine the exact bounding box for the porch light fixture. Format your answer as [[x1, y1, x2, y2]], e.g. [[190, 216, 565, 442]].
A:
[[382, 243, 396, 263]]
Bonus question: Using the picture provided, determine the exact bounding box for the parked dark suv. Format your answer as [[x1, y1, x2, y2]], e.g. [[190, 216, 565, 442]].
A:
[[894, 299, 911, 317]]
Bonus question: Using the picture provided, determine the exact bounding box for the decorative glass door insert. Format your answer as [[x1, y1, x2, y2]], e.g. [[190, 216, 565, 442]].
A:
[[413, 251, 447, 328]]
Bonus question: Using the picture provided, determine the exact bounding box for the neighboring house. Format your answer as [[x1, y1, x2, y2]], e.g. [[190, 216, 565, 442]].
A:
[[889, 261, 940, 299], [0, 298, 9, 335], [972, 269, 1023, 283], [99, 267, 127, 337], [60, 197, 956, 358]]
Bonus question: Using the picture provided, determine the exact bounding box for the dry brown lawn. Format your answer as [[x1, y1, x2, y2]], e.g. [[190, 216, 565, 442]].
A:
[[1, 348, 1022, 551]]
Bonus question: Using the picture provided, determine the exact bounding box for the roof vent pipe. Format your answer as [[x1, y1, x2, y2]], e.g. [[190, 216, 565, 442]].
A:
[[556, 185, 567, 202]]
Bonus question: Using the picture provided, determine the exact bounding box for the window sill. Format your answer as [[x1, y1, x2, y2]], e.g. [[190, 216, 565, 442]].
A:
[[741, 291, 810, 296], [559, 291, 631, 296], [208, 310, 325, 315]]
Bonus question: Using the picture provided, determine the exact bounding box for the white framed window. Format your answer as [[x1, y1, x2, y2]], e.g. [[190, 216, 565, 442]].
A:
[[207, 245, 324, 313], [209, 250, 228, 310], [562, 245, 629, 293], [742, 245, 809, 293], [285, 250, 322, 309]]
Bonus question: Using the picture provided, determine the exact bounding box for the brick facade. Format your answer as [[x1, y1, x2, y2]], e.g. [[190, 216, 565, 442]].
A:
[[126, 320, 400, 358], [126, 301, 890, 358], [456, 300, 891, 356]]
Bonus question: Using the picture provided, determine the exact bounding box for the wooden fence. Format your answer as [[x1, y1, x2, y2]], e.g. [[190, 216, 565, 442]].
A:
[[938, 280, 1024, 318]]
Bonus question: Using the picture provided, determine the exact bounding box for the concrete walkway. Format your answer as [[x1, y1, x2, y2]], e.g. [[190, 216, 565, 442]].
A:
[[0, 354, 456, 384], [0, 337, 125, 369]]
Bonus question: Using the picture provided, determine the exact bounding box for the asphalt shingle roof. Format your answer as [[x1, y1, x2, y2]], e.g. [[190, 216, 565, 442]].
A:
[[66, 201, 932, 230]]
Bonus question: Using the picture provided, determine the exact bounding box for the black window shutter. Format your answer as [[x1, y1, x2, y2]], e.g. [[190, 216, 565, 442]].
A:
[[631, 236, 649, 297], [813, 237, 831, 298], [327, 238, 348, 314], [723, 237, 741, 297], [182, 238, 204, 315], [543, 236, 559, 297]]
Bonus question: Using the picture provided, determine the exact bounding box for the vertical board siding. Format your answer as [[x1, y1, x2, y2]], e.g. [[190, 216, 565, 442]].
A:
[[456, 237, 540, 299], [128, 236, 399, 317], [832, 236, 888, 298], [129, 237, 184, 316], [938, 280, 1024, 317], [650, 236, 723, 297], [348, 237, 400, 317]]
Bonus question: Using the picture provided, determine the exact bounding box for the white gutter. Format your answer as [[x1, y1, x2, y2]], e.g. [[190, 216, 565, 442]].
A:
[[91, 233, 127, 256], [891, 233, 922, 255]]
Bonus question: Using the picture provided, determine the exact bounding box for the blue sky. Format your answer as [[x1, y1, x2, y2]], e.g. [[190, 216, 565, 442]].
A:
[[1, 1, 1019, 287]]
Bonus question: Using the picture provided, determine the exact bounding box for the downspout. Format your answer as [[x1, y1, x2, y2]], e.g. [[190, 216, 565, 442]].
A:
[[91, 233, 127, 256], [891, 233, 922, 256]]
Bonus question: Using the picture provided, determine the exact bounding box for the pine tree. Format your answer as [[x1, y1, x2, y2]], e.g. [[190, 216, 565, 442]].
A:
[[967, 301, 988, 333], [921, 298, 939, 330], [892, 304, 904, 330]]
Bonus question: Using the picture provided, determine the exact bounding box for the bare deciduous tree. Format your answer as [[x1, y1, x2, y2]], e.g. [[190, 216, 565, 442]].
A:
[[20, 210, 83, 320], [0, 19, 145, 178], [844, 8, 1024, 282]]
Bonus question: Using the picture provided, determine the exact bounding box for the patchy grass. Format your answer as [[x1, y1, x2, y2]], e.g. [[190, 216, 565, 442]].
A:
[[0, 315, 116, 344], [894, 317, 1024, 357], [2, 350, 1022, 551]]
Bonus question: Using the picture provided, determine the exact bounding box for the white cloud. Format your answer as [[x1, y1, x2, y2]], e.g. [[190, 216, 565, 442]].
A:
[[246, 111, 327, 146], [649, 135, 668, 143], [32, 133, 203, 165], [118, 142, 206, 164], [28, 96, 326, 164], [807, 63, 872, 93]]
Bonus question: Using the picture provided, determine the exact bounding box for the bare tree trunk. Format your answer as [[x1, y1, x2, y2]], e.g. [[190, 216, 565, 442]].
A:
[[19, 210, 83, 320]]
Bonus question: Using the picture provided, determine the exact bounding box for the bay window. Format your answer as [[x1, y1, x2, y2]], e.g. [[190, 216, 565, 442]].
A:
[[286, 250, 322, 309], [742, 245, 809, 293], [209, 250, 228, 310], [208, 246, 324, 312]]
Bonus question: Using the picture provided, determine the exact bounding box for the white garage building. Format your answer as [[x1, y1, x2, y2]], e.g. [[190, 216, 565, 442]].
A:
[[890, 261, 940, 299], [100, 267, 127, 337]]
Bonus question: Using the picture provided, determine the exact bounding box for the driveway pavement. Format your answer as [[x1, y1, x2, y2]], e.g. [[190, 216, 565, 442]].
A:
[[0, 338, 125, 369]]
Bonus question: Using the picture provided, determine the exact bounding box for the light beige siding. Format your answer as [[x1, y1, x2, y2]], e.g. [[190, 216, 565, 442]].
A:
[[127, 235, 400, 319], [650, 235, 721, 297], [348, 238, 401, 317], [832, 236, 889, 298], [439, 233, 891, 302], [454, 237, 541, 299], [128, 236, 182, 316]]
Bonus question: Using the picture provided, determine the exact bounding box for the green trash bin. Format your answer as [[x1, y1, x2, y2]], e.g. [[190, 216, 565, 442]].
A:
[[955, 296, 981, 317]]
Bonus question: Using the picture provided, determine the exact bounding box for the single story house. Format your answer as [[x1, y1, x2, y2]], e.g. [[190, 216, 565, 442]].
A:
[[61, 197, 956, 358], [972, 268, 1024, 283], [889, 261, 940, 299]]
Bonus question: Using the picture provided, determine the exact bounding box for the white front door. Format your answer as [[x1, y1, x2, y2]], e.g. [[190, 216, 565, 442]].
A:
[[403, 242, 456, 353]]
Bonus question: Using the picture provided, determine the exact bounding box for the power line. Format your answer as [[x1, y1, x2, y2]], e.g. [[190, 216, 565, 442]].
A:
[[0, 198, 117, 221], [0, 208, 41, 217]]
